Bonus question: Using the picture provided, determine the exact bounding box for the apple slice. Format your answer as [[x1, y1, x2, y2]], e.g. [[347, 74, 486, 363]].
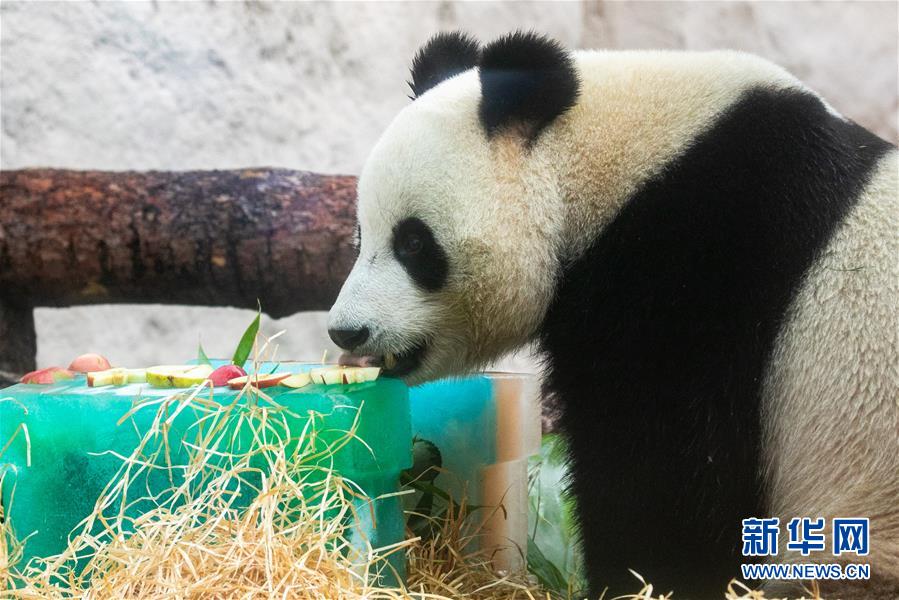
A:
[[308, 366, 381, 385], [126, 368, 148, 383], [86, 368, 147, 387], [87, 368, 123, 386], [68, 353, 112, 373], [227, 372, 290, 390], [147, 365, 214, 388], [21, 367, 76, 384], [309, 367, 344, 385], [350, 366, 381, 383], [207, 364, 246, 387], [87, 368, 126, 386], [279, 373, 312, 388]]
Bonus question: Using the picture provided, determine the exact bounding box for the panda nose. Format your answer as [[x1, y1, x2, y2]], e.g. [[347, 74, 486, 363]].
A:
[[328, 326, 370, 351]]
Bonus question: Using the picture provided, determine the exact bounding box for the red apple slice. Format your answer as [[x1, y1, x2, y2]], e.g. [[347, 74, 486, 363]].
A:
[[68, 353, 112, 373], [208, 364, 246, 387], [227, 372, 290, 390], [20, 367, 76, 384]]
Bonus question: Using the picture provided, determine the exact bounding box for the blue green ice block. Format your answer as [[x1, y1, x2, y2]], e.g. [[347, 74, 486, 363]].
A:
[[0, 363, 411, 583], [408, 375, 498, 504], [409, 373, 541, 573]]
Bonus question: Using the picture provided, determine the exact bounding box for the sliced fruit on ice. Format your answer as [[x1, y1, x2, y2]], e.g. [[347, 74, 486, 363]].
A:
[[126, 369, 148, 383], [146, 365, 214, 388], [227, 372, 290, 390], [68, 353, 112, 373], [309, 366, 381, 385], [279, 373, 312, 388], [87, 369, 121, 387], [350, 367, 381, 383], [207, 364, 246, 387], [309, 367, 344, 385], [87, 368, 146, 387], [20, 367, 76, 384]]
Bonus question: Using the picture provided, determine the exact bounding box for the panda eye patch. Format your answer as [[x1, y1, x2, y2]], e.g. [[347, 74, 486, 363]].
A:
[[392, 217, 448, 291]]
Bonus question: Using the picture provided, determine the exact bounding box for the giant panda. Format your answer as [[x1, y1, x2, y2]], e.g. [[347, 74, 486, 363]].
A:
[[327, 31, 899, 599]]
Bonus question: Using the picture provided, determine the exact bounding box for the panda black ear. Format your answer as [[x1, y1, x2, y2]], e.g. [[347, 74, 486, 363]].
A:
[[478, 31, 580, 141], [409, 32, 481, 99]]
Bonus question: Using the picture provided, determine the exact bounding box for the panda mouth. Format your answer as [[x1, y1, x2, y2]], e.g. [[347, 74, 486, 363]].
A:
[[338, 342, 427, 379]]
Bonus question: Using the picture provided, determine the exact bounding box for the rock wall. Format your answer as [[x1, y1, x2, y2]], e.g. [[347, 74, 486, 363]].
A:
[[1, 0, 895, 370]]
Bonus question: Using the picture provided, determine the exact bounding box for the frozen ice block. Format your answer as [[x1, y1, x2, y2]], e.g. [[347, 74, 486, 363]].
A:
[[409, 373, 541, 571], [0, 363, 411, 582]]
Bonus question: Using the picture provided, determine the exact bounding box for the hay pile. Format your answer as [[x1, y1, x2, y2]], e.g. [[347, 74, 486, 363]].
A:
[[1, 376, 823, 600], [1, 377, 555, 599]]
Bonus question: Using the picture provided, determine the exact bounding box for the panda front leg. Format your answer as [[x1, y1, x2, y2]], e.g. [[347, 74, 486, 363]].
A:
[[547, 371, 759, 599]]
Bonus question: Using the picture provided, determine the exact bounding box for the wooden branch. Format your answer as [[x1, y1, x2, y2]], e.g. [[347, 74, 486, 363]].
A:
[[0, 169, 358, 318], [0, 168, 358, 379]]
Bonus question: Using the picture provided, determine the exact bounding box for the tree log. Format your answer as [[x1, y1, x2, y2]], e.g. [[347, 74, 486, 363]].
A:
[[0, 169, 358, 317], [0, 168, 358, 378]]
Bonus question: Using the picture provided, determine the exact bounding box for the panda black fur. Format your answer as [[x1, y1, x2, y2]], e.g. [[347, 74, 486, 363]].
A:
[[329, 32, 899, 598], [541, 85, 893, 597]]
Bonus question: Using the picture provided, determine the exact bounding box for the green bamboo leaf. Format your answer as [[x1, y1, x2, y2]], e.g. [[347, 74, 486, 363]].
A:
[[197, 342, 212, 366], [231, 306, 261, 367], [527, 537, 569, 595]]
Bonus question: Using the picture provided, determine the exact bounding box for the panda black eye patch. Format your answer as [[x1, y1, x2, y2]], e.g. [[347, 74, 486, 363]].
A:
[[392, 217, 448, 292]]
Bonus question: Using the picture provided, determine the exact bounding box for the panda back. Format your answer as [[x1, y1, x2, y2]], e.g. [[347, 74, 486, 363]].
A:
[[539, 79, 896, 595]]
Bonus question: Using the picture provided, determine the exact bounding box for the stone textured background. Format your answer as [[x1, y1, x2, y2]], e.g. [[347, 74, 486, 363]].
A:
[[1, 1, 896, 370]]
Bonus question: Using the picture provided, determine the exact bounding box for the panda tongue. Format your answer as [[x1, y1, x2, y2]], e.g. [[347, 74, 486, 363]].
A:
[[337, 353, 382, 368]]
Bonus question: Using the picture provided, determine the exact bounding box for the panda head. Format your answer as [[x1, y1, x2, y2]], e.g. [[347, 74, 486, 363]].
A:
[[328, 31, 580, 384]]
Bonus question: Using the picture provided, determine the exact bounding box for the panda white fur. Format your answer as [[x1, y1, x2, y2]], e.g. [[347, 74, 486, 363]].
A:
[[328, 32, 899, 598]]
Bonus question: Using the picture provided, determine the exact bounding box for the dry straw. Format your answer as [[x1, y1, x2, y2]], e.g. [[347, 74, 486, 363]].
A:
[[1, 335, 824, 599]]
